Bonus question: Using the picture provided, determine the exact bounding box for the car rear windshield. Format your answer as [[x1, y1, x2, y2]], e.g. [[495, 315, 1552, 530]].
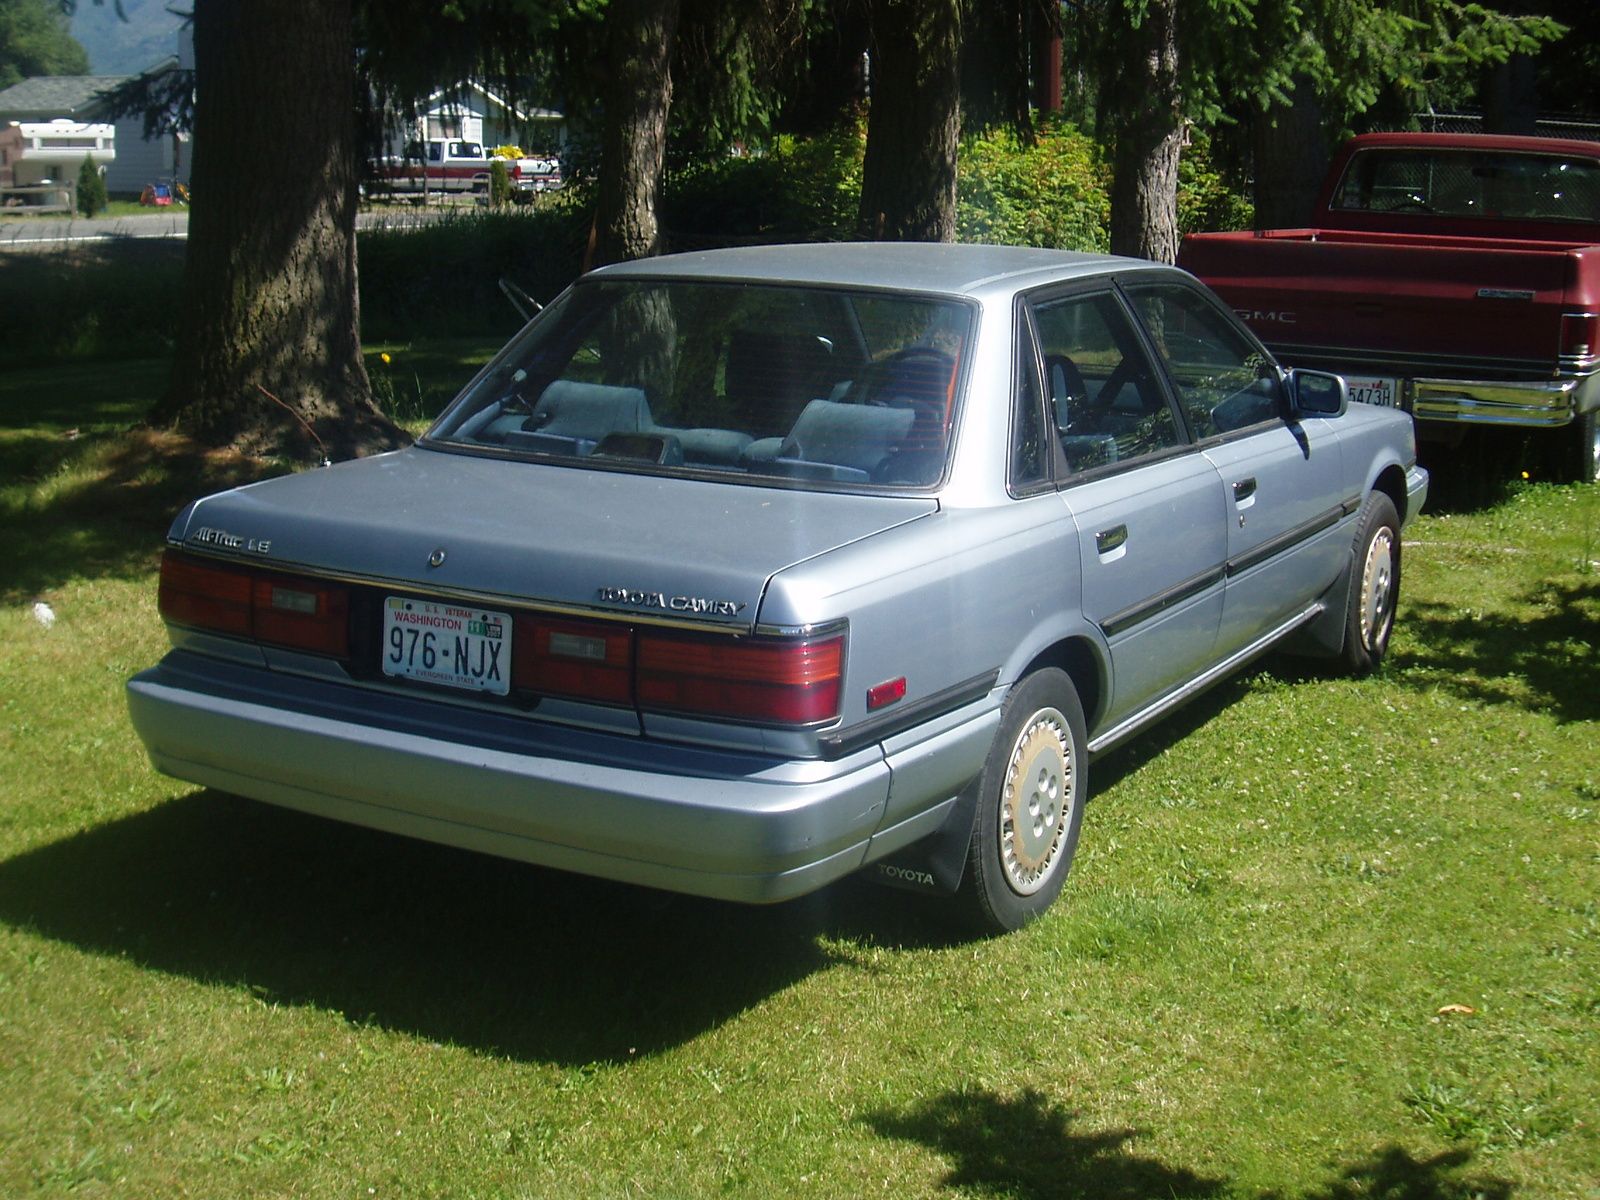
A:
[[424, 278, 973, 489], [1330, 147, 1600, 225]]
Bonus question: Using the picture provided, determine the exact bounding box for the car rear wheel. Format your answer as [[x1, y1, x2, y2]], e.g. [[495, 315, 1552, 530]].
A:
[[954, 668, 1086, 934], [1338, 492, 1401, 676]]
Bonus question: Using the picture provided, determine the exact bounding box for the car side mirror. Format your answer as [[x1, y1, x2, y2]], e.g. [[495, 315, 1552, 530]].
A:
[[1289, 369, 1348, 417]]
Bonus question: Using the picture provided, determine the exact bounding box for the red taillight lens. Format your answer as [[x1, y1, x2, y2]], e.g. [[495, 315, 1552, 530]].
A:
[[158, 550, 350, 659], [636, 631, 844, 725], [251, 576, 350, 657], [512, 615, 634, 705], [159, 552, 252, 636], [1560, 311, 1600, 366]]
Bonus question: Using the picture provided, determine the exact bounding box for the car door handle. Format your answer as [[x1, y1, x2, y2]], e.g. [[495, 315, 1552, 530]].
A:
[[1232, 477, 1257, 503], [1096, 524, 1128, 555]]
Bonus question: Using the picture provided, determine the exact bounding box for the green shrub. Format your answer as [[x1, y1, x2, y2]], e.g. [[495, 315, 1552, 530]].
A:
[[662, 120, 1117, 253], [957, 121, 1111, 251], [1177, 135, 1253, 234], [488, 158, 511, 209], [660, 125, 865, 247], [75, 155, 108, 217], [0, 243, 182, 364], [357, 201, 593, 342]]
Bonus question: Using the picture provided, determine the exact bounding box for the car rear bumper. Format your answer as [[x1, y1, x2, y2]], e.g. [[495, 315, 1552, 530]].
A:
[[126, 650, 928, 904]]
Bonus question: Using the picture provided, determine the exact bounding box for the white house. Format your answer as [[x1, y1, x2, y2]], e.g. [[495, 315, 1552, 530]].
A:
[[388, 82, 565, 157], [100, 56, 192, 197]]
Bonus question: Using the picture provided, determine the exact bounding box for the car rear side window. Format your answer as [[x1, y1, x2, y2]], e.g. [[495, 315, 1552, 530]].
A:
[[1028, 291, 1183, 473]]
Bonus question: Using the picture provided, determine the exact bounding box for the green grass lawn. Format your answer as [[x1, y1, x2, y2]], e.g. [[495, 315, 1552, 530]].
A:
[[1, 359, 1596, 1198]]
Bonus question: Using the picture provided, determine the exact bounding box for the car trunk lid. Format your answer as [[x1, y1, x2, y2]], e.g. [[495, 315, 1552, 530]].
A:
[[171, 446, 938, 631]]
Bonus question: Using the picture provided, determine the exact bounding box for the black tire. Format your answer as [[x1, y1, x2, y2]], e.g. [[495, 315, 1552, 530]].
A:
[[1547, 409, 1598, 485], [954, 668, 1087, 935], [1338, 492, 1401, 676]]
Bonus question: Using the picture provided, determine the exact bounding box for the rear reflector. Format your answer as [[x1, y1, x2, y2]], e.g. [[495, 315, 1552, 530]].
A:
[[158, 549, 350, 659], [637, 631, 844, 725], [512, 615, 633, 705], [867, 676, 907, 710]]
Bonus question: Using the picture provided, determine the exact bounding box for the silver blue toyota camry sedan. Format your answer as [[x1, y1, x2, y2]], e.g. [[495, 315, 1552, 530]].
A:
[[127, 243, 1428, 933]]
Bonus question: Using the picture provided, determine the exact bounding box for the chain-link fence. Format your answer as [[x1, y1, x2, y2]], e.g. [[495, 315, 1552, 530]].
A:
[[1393, 112, 1600, 142]]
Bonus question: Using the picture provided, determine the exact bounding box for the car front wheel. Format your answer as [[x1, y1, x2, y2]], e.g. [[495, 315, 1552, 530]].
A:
[[955, 668, 1087, 934], [1339, 492, 1401, 676]]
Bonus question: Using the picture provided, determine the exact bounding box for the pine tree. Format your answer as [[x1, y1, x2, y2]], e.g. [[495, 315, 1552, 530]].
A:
[[75, 155, 107, 217]]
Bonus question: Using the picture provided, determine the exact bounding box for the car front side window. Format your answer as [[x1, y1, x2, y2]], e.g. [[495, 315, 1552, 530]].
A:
[[1124, 284, 1283, 439]]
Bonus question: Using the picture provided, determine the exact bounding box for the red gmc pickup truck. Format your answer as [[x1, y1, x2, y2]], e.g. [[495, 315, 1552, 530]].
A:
[[1179, 132, 1600, 482]]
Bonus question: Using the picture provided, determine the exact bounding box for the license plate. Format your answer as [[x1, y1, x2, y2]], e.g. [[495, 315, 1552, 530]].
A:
[[382, 597, 511, 696], [1346, 375, 1398, 407]]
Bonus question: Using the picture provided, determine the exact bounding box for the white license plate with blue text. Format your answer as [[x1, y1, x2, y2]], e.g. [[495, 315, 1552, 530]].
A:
[[382, 597, 512, 695], [1346, 376, 1398, 407]]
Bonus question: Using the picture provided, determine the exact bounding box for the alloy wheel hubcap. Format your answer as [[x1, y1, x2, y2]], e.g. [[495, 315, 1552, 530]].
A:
[[1000, 708, 1072, 895], [1360, 528, 1396, 649]]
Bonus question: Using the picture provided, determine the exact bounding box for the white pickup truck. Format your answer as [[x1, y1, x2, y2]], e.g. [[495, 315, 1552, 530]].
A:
[[370, 140, 562, 201]]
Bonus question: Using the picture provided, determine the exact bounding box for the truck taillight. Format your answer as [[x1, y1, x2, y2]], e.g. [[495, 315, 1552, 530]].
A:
[[636, 630, 844, 726], [1560, 311, 1600, 368], [158, 549, 350, 659]]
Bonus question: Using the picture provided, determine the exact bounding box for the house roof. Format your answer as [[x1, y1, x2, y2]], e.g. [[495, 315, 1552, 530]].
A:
[[0, 75, 128, 120], [424, 81, 563, 124]]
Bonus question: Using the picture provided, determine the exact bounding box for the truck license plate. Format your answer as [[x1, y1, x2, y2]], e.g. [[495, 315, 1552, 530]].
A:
[[1346, 376, 1398, 407], [382, 597, 511, 696]]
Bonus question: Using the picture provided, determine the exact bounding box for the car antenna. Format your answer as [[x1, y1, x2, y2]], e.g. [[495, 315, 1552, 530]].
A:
[[498, 277, 543, 324]]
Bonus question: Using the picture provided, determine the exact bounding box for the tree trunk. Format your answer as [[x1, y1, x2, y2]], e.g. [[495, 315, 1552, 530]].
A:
[[152, 0, 402, 461], [1251, 79, 1329, 230], [592, 0, 680, 266], [857, 0, 962, 242], [1107, 0, 1181, 263]]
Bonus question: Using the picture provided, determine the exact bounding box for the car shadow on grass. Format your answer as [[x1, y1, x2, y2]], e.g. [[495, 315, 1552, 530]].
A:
[[864, 1087, 1512, 1200], [1388, 578, 1600, 724], [0, 788, 963, 1064]]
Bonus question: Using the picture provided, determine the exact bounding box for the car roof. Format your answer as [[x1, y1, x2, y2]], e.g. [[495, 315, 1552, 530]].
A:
[[587, 242, 1164, 300]]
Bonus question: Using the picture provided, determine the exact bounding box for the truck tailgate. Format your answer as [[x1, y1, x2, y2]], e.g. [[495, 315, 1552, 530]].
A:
[[1180, 230, 1600, 377]]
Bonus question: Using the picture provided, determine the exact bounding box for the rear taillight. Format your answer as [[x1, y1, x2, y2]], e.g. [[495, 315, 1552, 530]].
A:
[[512, 614, 634, 705], [158, 551, 252, 637], [1560, 310, 1599, 368], [636, 631, 844, 725], [160, 549, 843, 727], [158, 549, 350, 658], [251, 576, 350, 657]]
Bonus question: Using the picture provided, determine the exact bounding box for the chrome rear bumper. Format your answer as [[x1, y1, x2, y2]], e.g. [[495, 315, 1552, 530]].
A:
[[1410, 373, 1596, 427]]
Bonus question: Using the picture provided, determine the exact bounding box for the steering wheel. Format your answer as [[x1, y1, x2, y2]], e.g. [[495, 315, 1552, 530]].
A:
[[1387, 197, 1435, 213]]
